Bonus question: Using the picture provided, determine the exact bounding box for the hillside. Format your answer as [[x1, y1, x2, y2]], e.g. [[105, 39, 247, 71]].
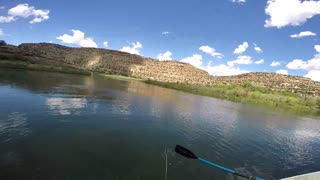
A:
[[0, 43, 319, 96]]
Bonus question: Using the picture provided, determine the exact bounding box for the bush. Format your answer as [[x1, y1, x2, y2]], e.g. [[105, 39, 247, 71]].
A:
[[144, 80, 320, 115], [0, 40, 7, 46], [242, 82, 253, 88]]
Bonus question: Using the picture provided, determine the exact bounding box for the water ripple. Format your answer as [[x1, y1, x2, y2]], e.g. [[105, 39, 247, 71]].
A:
[[0, 112, 30, 143]]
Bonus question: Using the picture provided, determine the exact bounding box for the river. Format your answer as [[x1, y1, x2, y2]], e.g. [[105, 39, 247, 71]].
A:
[[0, 69, 319, 180]]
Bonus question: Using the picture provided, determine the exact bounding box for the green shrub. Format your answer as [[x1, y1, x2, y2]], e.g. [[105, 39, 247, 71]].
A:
[[242, 82, 253, 88], [0, 40, 6, 46], [144, 80, 320, 116]]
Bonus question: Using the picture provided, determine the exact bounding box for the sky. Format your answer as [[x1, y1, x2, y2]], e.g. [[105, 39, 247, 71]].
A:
[[0, 0, 320, 81]]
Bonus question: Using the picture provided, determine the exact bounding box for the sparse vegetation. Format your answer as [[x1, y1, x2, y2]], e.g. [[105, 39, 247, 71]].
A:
[[145, 80, 320, 116], [0, 60, 91, 75]]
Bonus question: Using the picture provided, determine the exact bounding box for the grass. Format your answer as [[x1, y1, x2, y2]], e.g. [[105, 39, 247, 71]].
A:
[[97, 73, 142, 81], [145, 80, 320, 116], [0, 59, 91, 75]]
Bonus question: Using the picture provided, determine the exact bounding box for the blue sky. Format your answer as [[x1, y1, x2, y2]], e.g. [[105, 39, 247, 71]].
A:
[[0, 0, 320, 81]]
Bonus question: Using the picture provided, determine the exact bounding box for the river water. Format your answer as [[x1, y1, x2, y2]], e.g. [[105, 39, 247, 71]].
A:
[[0, 69, 319, 180]]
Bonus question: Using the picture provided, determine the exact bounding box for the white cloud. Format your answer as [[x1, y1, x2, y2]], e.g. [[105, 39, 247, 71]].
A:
[[286, 46, 320, 81], [286, 59, 306, 69], [206, 63, 249, 76], [180, 54, 203, 69], [0, 3, 49, 24], [0, 16, 15, 23], [0, 29, 3, 36], [286, 58, 320, 71], [162, 31, 170, 35], [120, 41, 142, 55], [314, 45, 320, 53], [233, 41, 249, 54], [0, 6, 5, 10], [56, 29, 98, 48], [255, 59, 264, 64], [265, 0, 320, 28], [232, 0, 246, 3], [270, 61, 281, 67], [304, 70, 320, 81], [290, 31, 316, 38], [180, 53, 249, 76], [227, 55, 253, 66], [199, 45, 223, 58], [276, 69, 288, 75], [253, 43, 263, 53], [157, 51, 172, 61], [103, 41, 108, 48]]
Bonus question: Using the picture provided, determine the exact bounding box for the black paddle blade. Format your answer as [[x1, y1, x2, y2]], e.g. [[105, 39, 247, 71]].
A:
[[175, 145, 197, 159]]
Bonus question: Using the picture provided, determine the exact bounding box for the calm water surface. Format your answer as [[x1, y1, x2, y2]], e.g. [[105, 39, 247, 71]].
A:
[[0, 69, 320, 180]]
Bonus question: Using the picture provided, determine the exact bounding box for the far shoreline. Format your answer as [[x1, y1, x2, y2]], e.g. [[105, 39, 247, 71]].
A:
[[1, 59, 319, 116]]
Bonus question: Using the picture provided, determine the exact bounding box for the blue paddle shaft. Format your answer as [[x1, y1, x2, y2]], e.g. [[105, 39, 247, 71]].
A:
[[197, 158, 265, 180], [198, 158, 235, 174]]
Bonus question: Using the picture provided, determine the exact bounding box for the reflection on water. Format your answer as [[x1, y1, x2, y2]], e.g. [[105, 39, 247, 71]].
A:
[[46, 97, 87, 115], [0, 112, 30, 143], [0, 69, 320, 180]]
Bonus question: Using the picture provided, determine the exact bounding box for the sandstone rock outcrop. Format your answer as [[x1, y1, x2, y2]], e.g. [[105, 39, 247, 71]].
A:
[[0, 43, 319, 96]]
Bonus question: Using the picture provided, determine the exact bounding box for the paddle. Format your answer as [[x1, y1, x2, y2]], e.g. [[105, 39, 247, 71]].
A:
[[175, 145, 265, 180]]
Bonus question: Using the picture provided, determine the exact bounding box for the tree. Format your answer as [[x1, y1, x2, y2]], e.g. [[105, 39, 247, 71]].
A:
[[0, 40, 7, 46]]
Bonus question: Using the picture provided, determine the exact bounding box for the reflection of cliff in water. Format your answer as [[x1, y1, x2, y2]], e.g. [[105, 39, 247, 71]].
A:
[[0, 69, 92, 94]]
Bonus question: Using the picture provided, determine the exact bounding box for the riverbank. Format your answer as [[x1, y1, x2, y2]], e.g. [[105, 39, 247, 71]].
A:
[[0, 60, 91, 75], [145, 80, 320, 116], [97, 73, 142, 81], [1, 59, 319, 116]]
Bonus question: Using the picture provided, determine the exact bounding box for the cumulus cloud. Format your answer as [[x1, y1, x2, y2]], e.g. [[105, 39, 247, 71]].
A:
[[232, 0, 246, 3], [0, 28, 3, 36], [286, 58, 320, 71], [180, 54, 203, 69], [265, 0, 320, 28], [290, 31, 316, 38], [314, 45, 320, 53], [120, 41, 142, 55], [253, 43, 263, 53], [56, 30, 98, 48], [0, 3, 49, 24], [286, 46, 320, 81], [162, 31, 170, 35], [0, 16, 15, 23], [233, 42, 249, 54], [103, 41, 108, 48], [286, 59, 306, 69], [304, 70, 320, 81], [157, 51, 172, 61], [254, 59, 264, 64], [227, 55, 253, 66], [206, 63, 249, 76], [180, 54, 249, 76], [199, 45, 223, 58], [270, 61, 281, 67], [276, 69, 288, 75]]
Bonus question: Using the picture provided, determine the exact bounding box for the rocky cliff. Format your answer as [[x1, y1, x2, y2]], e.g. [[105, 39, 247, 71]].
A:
[[0, 43, 319, 96]]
